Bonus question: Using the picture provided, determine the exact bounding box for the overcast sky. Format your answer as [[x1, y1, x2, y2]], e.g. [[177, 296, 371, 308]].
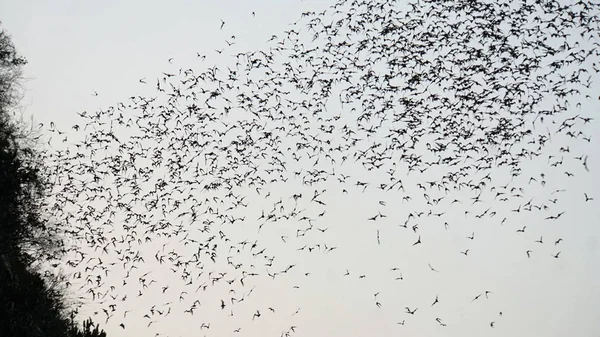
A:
[[2, 1, 600, 337]]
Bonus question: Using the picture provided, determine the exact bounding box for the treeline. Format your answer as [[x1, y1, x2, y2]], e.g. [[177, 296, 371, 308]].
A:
[[0, 23, 107, 337]]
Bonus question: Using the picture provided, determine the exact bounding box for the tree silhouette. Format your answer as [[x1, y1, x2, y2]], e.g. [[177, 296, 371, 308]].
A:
[[0, 23, 107, 337]]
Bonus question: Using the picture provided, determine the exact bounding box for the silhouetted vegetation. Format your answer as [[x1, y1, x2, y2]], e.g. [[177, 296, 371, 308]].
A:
[[0, 23, 107, 337]]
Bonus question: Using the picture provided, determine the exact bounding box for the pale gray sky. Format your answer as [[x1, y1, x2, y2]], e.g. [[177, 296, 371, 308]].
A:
[[1, 1, 600, 337]]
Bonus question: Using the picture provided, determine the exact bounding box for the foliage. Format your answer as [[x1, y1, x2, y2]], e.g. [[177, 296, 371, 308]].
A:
[[0, 23, 107, 337], [0, 24, 26, 113]]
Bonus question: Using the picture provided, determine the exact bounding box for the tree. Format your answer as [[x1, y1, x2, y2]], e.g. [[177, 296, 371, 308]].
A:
[[0, 22, 107, 337], [0, 24, 26, 113]]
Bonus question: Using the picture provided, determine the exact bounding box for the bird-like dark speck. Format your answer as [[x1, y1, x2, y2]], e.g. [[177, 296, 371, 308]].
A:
[[38, 0, 599, 336]]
